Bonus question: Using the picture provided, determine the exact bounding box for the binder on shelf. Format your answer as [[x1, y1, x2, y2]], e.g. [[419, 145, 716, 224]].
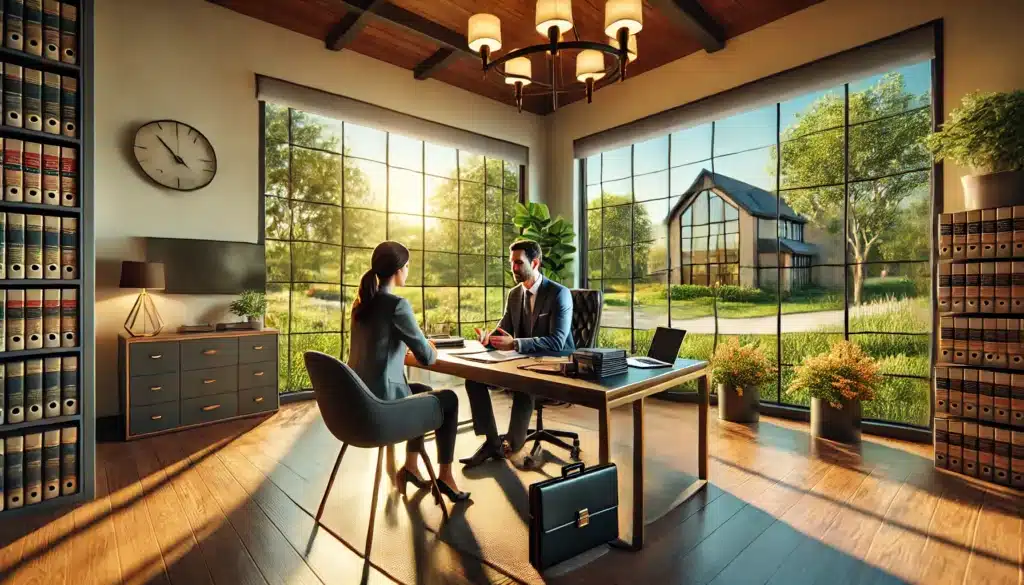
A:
[[982, 208, 997, 258], [59, 75, 74, 137], [59, 353, 74, 415], [947, 420, 963, 473], [0, 438, 4, 510], [41, 72, 58, 135], [42, 0, 57, 60], [1012, 432, 1024, 489], [1014, 262, 1024, 313], [998, 206, 1014, 257], [968, 318, 983, 366], [59, 286, 74, 346], [5, 0, 24, 51], [994, 428, 1011, 485], [963, 422, 978, 477], [23, 431, 40, 504], [24, 287, 39, 348], [59, 216, 75, 278], [42, 355, 57, 417], [59, 424, 75, 495], [980, 369, 995, 422], [938, 263, 951, 312], [6, 287, 22, 350], [3, 63, 22, 128], [41, 143, 58, 202], [939, 316, 954, 363], [1009, 318, 1023, 363], [963, 368, 979, 419], [998, 261, 1013, 313], [965, 264, 980, 312], [934, 418, 948, 469], [42, 287, 56, 346], [23, 141, 41, 204], [980, 263, 994, 312], [42, 428, 57, 499], [57, 1, 73, 64], [952, 212, 967, 259], [59, 147, 75, 207], [938, 213, 952, 258], [935, 366, 948, 414], [983, 318, 998, 366], [22, 68, 41, 131], [0, 364, 4, 425], [4, 435, 22, 509], [0, 289, 5, 353], [996, 318, 1009, 367], [951, 263, 965, 313], [24, 357, 40, 421], [0, 211, 5, 279], [953, 317, 968, 365], [995, 372, 1012, 425], [1015, 206, 1024, 257], [43, 215, 57, 279], [23, 0, 41, 56], [949, 367, 963, 417], [4, 137, 23, 202], [1013, 373, 1024, 428], [25, 214, 41, 279], [979, 424, 995, 482], [966, 211, 981, 258]]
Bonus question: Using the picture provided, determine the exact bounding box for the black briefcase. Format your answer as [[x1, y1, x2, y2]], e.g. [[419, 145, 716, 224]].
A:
[[528, 462, 619, 570]]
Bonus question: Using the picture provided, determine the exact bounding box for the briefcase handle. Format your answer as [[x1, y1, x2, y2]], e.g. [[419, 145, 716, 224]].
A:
[[562, 462, 585, 478]]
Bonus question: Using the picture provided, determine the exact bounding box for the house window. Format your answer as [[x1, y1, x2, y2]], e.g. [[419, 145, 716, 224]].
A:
[[679, 191, 740, 285]]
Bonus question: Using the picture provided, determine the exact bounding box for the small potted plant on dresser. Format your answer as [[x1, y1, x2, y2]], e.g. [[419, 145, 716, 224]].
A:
[[926, 90, 1024, 209], [787, 340, 881, 444], [709, 338, 774, 423], [230, 290, 268, 329]]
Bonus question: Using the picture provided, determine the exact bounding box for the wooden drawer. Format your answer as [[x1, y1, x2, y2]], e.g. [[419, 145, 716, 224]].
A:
[[180, 338, 238, 371], [129, 372, 180, 407], [180, 365, 237, 399], [129, 402, 180, 437], [239, 360, 276, 390], [239, 334, 277, 364], [181, 392, 238, 427], [239, 385, 278, 416], [129, 341, 180, 376]]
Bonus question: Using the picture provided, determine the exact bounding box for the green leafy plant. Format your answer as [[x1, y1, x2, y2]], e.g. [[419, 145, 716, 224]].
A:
[[230, 289, 267, 320], [787, 340, 881, 409], [512, 201, 577, 281], [708, 337, 775, 395], [925, 90, 1024, 173]]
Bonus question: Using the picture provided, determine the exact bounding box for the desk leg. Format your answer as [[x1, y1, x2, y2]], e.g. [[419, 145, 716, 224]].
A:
[[698, 373, 709, 480], [631, 398, 645, 549], [598, 406, 611, 464]]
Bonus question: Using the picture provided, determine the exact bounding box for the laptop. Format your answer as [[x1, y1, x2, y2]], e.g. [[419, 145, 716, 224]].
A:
[[627, 327, 687, 369]]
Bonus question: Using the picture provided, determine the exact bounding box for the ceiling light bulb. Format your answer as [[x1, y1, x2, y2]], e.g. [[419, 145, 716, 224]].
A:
[[504, 56, 533, 85], [604, 0, 643, 37], [608, 33, 637, 62], [468, 13, 502, 54], [535, 0, 574, 36], [576, 49, 606, 83]]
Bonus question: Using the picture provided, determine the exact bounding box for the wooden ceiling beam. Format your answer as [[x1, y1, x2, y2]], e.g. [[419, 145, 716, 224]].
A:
[[413, 48, 459, 80], [335, 0, 473, 56], [648, 0, 725, 53], [325, 1, 382, 51]]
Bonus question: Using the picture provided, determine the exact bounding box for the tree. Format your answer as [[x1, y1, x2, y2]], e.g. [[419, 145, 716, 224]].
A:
[[774, 72, 930, 304], [588, 194, 653, 280]]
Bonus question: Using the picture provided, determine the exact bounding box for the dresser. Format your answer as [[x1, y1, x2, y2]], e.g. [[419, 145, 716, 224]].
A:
[[118, 329, 280, 440]]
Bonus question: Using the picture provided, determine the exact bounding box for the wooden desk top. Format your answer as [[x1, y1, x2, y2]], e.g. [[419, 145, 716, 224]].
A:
[[406, 344, 708, 409]]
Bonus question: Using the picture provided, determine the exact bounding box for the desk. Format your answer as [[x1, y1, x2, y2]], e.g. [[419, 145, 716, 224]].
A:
[[405, 348, 710, 550]]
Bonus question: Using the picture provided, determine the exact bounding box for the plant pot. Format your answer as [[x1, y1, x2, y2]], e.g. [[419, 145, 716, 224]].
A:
[[718, 383, 759, 423], [247, 315, 263, 329], [810, 397, 861, 444], [961, 169, 1024, 210]]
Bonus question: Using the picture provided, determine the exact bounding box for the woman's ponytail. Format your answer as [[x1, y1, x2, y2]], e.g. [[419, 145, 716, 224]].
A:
[[351, 241, 410, 320], [352, 269, 379, 319]]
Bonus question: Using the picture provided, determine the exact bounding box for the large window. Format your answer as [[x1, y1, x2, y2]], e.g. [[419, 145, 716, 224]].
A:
[[263, 103, 522, 393], [580, 60, 934, 427]]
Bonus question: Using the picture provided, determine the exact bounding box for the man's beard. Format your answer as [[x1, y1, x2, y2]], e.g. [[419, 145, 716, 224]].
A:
[[513, 267, 532, 283]]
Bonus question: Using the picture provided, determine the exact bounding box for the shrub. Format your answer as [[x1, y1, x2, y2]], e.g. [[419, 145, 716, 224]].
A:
[[787, 340, 882, 409], [925, 90, 1024, 173], [669, 284, 768, 303], [708, 338, 775, 395]]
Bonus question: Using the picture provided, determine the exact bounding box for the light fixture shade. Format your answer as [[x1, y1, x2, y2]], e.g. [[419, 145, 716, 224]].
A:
[[504, 56, 533, 85], [576, 49, 606, 83], [120, 261, 166, 290], [609, 33, 637, 62], [604, 0, 643, 36], [535, 0, 574, 35], [468, 13, 502, 53]]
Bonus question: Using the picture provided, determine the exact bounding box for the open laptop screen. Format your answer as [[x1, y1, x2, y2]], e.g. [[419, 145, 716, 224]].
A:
[[648, 327, 686, 364]]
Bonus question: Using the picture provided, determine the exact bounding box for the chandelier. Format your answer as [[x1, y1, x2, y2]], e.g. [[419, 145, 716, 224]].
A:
[[467, 0, 642, 112]]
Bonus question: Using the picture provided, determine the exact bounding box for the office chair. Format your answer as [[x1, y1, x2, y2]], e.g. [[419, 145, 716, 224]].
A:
[[523, 288, 603, 462], [304, 351, 449, 561]]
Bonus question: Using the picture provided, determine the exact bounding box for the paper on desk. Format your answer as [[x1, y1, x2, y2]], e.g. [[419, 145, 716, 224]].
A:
[[443, 340, 487, 355], [458, 349, 529, 363]]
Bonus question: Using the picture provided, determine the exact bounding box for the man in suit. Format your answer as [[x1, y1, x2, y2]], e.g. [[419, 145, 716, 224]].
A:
[[460, 239, 576, 469]]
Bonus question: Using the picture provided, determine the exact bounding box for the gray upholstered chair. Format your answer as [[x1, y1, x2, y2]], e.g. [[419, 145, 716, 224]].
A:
[[304, 351, 449, 558], [523, 289, 603, 462]]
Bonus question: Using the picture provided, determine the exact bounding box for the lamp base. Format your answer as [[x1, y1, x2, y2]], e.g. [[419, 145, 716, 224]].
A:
[[125, 289, 165, 337]]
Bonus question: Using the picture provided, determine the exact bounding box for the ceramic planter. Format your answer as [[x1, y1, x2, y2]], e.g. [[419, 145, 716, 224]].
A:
[[718, 382, 759, 423], [961, 169, 1024, 210], [810, 397, 861, 444]]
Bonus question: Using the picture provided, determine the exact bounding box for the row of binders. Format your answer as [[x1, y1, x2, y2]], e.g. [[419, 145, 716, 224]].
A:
[[938, 208, 1024, 260], [934, 366, 1024, 427], [1, 426, 77, 511], [937, 261, 1024, 313], [1, 288, 77, 353], [938, 317, 1024, 368], [2, 141, 76, 205], [0, 213, 77, 279], [3, 64, 76, 137], [934, 419, 1024, 489], [2, 0, 77, 63], [1, 355, 76, 425]]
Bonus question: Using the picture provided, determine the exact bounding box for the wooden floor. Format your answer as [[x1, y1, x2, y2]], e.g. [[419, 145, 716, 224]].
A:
[[1, 395, 1022, 585]]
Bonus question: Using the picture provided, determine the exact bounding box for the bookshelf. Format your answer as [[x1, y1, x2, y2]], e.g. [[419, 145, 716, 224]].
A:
[[0, 0, 92, 518]]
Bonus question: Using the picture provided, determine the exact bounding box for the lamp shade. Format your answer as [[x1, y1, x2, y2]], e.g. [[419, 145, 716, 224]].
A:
[[535, 0, 574, 35], [468, 13, 502, 53], [609, 33, 637, 62], [120, 261, 165, 290], [604, 0, 643, 36], [576, 49, 606, 82], [504, 56, 533, 85]]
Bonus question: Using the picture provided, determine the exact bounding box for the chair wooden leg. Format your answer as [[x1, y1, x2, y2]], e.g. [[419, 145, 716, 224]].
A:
[[420, 448, 450, 523], [364, 447, 385, 560], [316, 442, 348, 522]]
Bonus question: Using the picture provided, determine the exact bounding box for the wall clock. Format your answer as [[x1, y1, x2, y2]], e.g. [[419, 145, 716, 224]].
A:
[[133, 120, 217, 191]]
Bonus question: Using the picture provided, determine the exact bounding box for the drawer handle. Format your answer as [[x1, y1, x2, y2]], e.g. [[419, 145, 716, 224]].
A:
[[150, 386, 162, 391], [150, 354, 162, 359], [254, 345, 264, 350], [203, 379, 217, 384], [202, 404, 221, 412], [254, 397, 265, 403], [202, 349, 218, 356], [151, 415, 163, 421], [254, 371, 265, 377]]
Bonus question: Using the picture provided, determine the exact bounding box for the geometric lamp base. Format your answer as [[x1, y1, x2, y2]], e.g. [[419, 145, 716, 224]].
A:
[[124, 289, 164, 337]]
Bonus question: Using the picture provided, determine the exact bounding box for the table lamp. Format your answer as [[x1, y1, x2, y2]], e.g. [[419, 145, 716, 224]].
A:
[[120, 261, 166, 337]]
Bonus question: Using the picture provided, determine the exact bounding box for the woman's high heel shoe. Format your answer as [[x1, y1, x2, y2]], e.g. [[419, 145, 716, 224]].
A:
[[432, 479, 471, 502], [396, 467, 429, 496]]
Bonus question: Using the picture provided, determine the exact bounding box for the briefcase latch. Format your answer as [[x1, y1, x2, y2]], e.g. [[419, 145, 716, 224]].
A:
[[577, 508, 590, 528]]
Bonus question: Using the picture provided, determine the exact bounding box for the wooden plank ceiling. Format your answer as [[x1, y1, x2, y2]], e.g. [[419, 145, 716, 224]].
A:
[[209, 0, 823, 115]]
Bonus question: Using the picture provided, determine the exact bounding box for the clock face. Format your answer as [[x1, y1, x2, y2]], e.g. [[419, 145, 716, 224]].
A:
[[133, 120, 217, 191]]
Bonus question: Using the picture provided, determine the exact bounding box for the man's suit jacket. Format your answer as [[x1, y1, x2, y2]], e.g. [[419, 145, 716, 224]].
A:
[[497, 276, 575, 354]]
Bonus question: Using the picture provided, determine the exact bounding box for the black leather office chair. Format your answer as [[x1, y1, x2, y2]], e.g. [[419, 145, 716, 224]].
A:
[[304, 351, 449, 560], [523, 288, 603, 463]]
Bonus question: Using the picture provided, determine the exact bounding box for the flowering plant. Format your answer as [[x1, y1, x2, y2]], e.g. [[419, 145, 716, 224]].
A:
[[708, 338, 774, 396], [787, 340, 881, 409]]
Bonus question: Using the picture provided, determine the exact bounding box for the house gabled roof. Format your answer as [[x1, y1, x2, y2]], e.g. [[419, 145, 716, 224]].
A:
[[668, 169, 806, 224]]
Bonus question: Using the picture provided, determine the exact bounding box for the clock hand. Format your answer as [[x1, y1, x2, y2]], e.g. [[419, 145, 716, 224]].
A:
[[156, 136, 187, 166]]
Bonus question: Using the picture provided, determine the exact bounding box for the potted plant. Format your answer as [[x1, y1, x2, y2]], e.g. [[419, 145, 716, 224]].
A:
[[708, 337, 774, 423], [926, 90, 1024, 209], [787, 340, 881, 444], [229, 289, 267, 329], [512, 201, 576, 283]]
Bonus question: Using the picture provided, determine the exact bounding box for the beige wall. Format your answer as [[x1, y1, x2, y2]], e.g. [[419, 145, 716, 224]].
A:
[[546, 0, 1024, 286], [94, 0, 546, 417]]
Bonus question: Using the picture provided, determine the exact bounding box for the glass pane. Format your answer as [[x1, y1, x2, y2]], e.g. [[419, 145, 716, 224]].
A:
[[601, 178, 633, 204], [425, 143, 457, 178], [637, 239, 668, 276], [266, 240, 290, 282], [460, 221, 485, 255], [344, 122, 386, 162], [671, 123, 713, 167], [602, 204, 632, 248], [587, 184, 603, 209], [424, 252, 458, 286], [486, 256, 504, 286], [709, 195, 724, 223], [424, 218, 458, 252], [848, 170, 930, 262], [634, 170, 669, 203], [486, 223, 504, 256], [633, 277, 668, 330], [780, 86, 844, 138], [503, 190, 518, 222], [849, 262, 929, 333], [862, 375, 929, 427], [485, 158, 503, 186], [425, 176, 457, 219], [713, 146, 776, 192], [782, 331, 843, 371], [287, 333, 342, 391], [777, 186, 843, 263], [388, 134, 422, 171], [460, 255, 485, 286], [291, 147, 342, 204], [291, 111, 344, 152], [598, 327, 631, 350], [344, 158, 386, 210], [265, 143, 289, 197], [587, 209, 602, 249], [459, 152, 485, 182], [292, 201, 341, 244], [425, 287, 459, 329], [388, 168, 423, 215], [486, 287, 506, 321], [404, 250, 422, 287], [780, 129, 844, 190], [265, 104, 289, 144], [504, 160, 520, 191], [714, 105, 777, 156], [460, 181, 485, 222], [343, 286, 357, 331], [603, 246, 631, 279], [503, 224, 519, 251], [265, 283, 290, 334], [460, 288, 485, 321], [849, 110, 931, 180], [588, 249, 602, 280], [343, 247, 371, 285], [485, 186, 503, 223], [343, 208, 386, 247], [635, 199, 668, 242], [849, 61, 932, 124], [292, 242, 341, 283], [600, 279, 631, 330], [633, 136, 669, 175], [265, 196, 290, 240], [691, 191, 709, 225], [602, 145, 632, 181], [290, 284, 342, 333], [725, 202, 738, 221], [670, 161, 708, 196], [586, 154, 601, 185], [388, 213, 422, 250]]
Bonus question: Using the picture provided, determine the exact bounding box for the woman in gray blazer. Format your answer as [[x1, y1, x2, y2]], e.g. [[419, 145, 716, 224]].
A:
[[348, 241, 469, 502]]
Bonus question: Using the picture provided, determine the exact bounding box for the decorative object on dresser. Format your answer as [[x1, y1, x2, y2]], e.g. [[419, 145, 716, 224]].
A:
[[228, 289, 266, 330], [118, 329, 280, 441], [119, 260, 164, 337]]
